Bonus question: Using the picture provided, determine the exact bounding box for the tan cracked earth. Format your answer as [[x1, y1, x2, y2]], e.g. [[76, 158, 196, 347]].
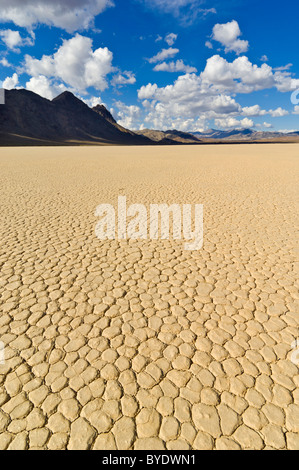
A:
[[0, 144, 298, 451]]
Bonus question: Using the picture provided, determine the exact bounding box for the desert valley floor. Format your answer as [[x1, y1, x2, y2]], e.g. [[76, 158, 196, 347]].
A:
[[0, 144, 298, 450]]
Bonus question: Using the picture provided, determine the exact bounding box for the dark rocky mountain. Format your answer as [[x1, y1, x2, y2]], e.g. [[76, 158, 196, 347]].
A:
[[0, 89, 152, 146]]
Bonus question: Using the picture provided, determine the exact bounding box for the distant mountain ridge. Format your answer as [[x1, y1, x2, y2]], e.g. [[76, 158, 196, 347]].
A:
[[136, 127, 299, 144], [192, 128, 299, 140], [135, 129, 201, 144]]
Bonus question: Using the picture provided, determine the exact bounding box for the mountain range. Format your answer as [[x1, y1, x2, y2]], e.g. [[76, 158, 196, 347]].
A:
[[0, 89, 298, 146], [136, 128, 299, 144]]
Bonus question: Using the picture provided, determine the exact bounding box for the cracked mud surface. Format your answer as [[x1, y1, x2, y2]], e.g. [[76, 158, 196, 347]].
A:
[[0, 144, 298, 450]]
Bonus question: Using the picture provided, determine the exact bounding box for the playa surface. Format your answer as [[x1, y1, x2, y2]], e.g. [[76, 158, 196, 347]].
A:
[[0, 144, 298, 450]]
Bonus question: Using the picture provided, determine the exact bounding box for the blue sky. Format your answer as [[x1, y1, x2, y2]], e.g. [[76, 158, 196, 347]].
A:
[[0, 0, 298, 132]]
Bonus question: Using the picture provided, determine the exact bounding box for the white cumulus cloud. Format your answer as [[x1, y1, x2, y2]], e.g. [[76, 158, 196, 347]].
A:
[[0, 0, 113, 32], [200, 55, 299, 94], [114, 101, 141, 128], [138, 72, 242, 130], [111, 71, 136, 87], [2, 72, 19, 89], [0, 29, 34, 51], [215, 117, 254, 129], [137, 51, 299, 131], [242, 105, 267, 117], [242, 105, 289, 118], [26, 75, 67, 100], [212, 20, 249, 54], [269, 107, 289, 117], [200, 55, 273, 93], [24, 34, 114, 92], [138, 83, 158, 100], [273, 71, 299, 92]]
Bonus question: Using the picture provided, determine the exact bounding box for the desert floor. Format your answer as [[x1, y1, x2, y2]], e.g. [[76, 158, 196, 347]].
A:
[[0, 144, 298, 450]]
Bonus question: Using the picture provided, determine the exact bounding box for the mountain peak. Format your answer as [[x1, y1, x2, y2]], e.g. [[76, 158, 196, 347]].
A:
[[53, 90, 75, 100], [93, 104, 117, 124], [52, 91, 84, 106]]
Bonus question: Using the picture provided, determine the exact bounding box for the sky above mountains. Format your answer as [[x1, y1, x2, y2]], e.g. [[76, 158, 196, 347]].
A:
[[0, 0, 298, 132]]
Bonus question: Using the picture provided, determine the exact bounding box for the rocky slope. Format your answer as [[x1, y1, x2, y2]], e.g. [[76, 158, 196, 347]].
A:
[[0, 89, 152, 146]]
